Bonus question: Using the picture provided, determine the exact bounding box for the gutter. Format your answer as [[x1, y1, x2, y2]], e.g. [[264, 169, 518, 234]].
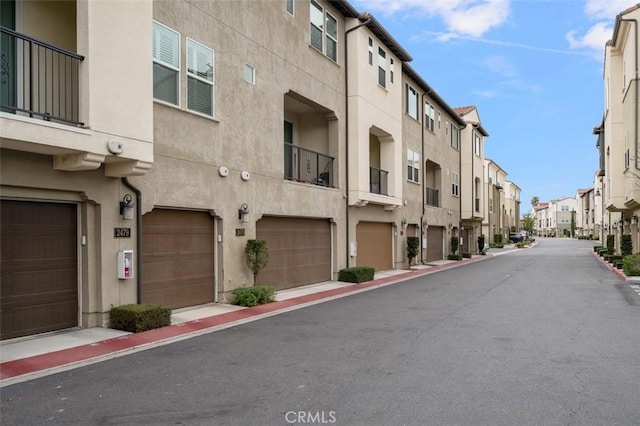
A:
[[344, 12, 372, 267], [122, 177, 142, 303]]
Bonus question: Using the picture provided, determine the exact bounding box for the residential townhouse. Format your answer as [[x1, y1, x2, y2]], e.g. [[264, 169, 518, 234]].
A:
[[576, 188, 596, 238], [454, 106, 489, 254], [534, 202, 551, 236], [402, 65, 467, 262], [0, 0, 517, 340], [504, 181, 521, 233], [483, 158, 508, 243], [595, 4, 640, 253]]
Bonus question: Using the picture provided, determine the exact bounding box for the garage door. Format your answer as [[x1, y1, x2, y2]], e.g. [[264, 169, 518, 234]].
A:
[[1, 200, 78, 340], [356, 222, 392, 271], [142, 209, 215, 309], [425, 226, 444, 262], [256, 217, 331, 291]]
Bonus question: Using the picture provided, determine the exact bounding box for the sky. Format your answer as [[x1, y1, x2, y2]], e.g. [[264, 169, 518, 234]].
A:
[[350, 0, 637, 214]]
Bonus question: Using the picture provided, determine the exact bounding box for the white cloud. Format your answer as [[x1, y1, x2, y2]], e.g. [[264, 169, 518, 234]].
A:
[[584, 0, 636, 20], [482, 55, 516, 77], [354, 0, 511, 38], [566, 22, 612, 52]]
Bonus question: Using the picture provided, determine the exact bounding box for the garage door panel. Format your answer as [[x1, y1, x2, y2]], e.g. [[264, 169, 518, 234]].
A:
[[1, 200, 78, 340], [256, 217, 331, 291], [142, 209, 215, 309], [356, 222, 392, 271], [426, 227, 444, 262]]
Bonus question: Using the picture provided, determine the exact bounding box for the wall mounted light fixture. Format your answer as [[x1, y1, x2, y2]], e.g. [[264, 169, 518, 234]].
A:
[[238, 203, 249, 222], [120, 194, 134, 220], [401, 218, 408, 229]]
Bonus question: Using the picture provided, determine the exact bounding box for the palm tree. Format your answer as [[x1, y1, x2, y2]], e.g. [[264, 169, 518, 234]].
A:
[[531, 196, 539, 207]]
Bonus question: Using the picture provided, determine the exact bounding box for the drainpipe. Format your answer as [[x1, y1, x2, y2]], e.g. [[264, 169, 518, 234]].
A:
[[122, 177, 142, 303], [344, 12, 372, 267]]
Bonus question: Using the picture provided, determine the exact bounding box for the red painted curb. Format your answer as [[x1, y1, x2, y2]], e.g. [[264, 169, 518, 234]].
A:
[[0, 256, 489, 381], [591, 250, 628, 281]]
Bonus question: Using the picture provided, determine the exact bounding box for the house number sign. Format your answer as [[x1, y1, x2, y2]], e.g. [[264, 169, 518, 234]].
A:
[[114, 228, 131, 238]]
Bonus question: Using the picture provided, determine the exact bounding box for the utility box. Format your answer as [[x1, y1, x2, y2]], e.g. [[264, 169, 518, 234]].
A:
[[117, 250, 134, 280]]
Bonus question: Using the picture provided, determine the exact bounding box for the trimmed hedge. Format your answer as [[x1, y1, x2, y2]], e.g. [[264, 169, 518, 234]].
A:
[[338, 266, 375, 283], [462, 252, 472, 258], [110, 303, 171, 333], [447, 254, 463, 261], [230, 286, 276, 307], [623, 254, 640, 276]]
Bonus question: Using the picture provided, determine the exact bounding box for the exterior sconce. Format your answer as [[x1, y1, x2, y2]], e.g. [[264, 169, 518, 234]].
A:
[[632, 216, 638, 225], [595, 189, 601, 196], [238, 203, 249, 222], [422, 220, 428, 229], [401, 218, 408, 229], [120, 194, 134, 220]]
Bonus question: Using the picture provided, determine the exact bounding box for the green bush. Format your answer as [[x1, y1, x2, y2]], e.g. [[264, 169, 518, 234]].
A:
[[494, 234, 503, 244], [230, 286, 276, 307], [621, 235, 633, 256], [406, 236, 420, 265], [447, 254, 462, 261], [615, 260, 625, 269], [462, 252, 472, 258], [607, 255, 623, 264], [450, 236, 459, 255], [593, 245, 603, 252], [245, 239, 269, 285], [338, 266, 375, 283], [606, 234, 615, 255], [623, 254, 640, 276], [110, 303, 171, 333]]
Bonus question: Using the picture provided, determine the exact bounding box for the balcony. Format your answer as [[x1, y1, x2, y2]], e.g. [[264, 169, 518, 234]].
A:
[[1, 27, 84, 126], [284, 143, 334, 187], [426, 187, 439, 207], [370, 166, 388, 195]]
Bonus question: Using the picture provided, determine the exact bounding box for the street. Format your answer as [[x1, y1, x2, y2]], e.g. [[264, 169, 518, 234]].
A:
[[1, 238, 639, 426]]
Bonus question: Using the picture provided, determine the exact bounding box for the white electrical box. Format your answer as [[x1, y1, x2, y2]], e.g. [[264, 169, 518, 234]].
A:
[[117, 250, 134, 280]]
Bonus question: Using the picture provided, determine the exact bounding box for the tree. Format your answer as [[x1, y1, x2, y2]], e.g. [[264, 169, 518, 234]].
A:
[[521, 213, 535, 237], [244, 239, 269, 285], [531, 196, 539, 207], [450, 236, 459, 255]]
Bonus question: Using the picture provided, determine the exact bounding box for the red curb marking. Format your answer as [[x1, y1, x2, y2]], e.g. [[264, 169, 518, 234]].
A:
[[591, 251, 627, 281], [0, 257, 487, 381]]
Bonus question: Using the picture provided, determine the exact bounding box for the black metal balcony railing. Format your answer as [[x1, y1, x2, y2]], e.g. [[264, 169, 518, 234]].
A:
[[370, 166, 388, 195], [284, 143, 334, 187], [425, 187, 439, 207], [1, 26, 84, 125]]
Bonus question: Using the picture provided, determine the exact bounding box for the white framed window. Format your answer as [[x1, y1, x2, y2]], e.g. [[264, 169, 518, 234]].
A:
[[286, 0, 294, 15], [452, 172, 459, 197], [406, 84, 418, 119], [438, 112, 441, 129], [474, 133, 481, 156], [450, 123, 459, 150], [187, 38, 214, 116], [390, 58, 395, 83], [245, 64, 255, 84], [368, 38, 373, 65], [310, 0, 337, 62], [378, 48, 386, 87], [424, 100, 435, 131], [153, 21, 180, 106], [407, 149, 420, 183]]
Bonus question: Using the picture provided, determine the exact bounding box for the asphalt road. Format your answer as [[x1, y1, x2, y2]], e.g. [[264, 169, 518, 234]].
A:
[[2, 238, 639, 426]]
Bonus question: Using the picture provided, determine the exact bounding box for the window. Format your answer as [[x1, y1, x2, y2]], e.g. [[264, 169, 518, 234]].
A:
[[368, 38, 373, 65], [451, 172, 459, 197], [424, 101, 435, 131], [390, 58, 394, 83], [153, 21, 180, 105], [245, 64, 255, 84], [489, 198, 493, 213], [187, 39, 214, 116], [406, 84, 418, 119], [438, 112, 441, 129], [474, 134, 481, 156], [286, 0, 294, 15], [310, 0, 337, 61], [407, 149, 420, 183], [450, 124, 459, 150], [378, 48, 386, 87]]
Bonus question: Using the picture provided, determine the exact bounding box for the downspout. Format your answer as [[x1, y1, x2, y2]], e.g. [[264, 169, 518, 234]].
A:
[[122, 177, 142, 303], [344, 12, 372, 267]]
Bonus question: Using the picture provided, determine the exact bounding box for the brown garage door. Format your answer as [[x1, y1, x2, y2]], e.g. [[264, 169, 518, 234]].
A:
[[142, 209, 215, 309], [256, 217, 331, 291], [1, 200, 78, 340], [356, 222, 392, 271], [426, 226, 444, 262]]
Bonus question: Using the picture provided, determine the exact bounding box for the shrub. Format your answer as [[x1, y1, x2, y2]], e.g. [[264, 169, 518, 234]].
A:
[[447, 254, 462, 261], [110, 303, 171, 333], [621, 235, 633, 256], [450, 236, 459, 255], [606, 234, 615, 255], [338, 266, 375, 283], [406, 236, 420, 266], [462, 252, 472, 258], [623, 254, 640, 276], [230, 286, 276, 307], [494, 234, 503, 244], [593, 245, 603, 252]]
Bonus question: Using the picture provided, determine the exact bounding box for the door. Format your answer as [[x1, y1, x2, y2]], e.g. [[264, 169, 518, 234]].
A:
[[356, 222, 393, 271]]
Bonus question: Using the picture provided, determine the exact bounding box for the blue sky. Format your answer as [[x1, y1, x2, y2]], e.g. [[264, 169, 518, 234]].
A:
[[350, 0, 636, 213]]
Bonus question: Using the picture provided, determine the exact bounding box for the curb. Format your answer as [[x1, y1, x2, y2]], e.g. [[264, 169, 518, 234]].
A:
[[591, 250, 628, 281]]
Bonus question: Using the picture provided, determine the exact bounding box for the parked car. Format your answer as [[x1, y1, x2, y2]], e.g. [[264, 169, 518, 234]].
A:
[[509, 232, 524, 243]]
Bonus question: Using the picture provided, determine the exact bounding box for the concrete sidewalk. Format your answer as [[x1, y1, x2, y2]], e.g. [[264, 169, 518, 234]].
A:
[[0, 251, 518, 387]]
